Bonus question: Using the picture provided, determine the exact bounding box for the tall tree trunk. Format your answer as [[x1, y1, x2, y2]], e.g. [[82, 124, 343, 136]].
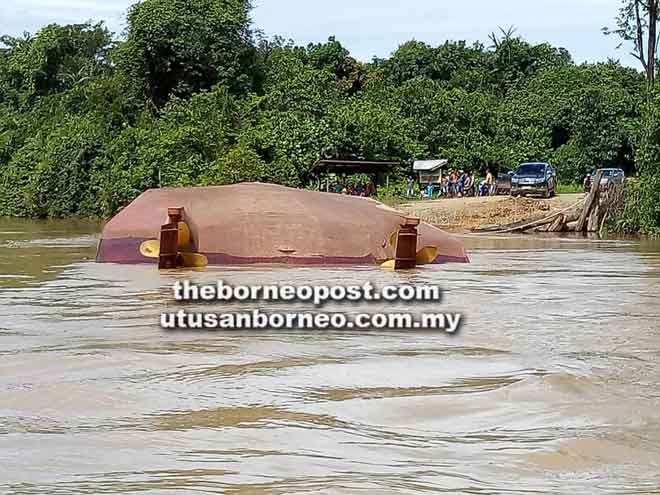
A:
[[648, 0, 658, 85], [636, 0, 648, 76]]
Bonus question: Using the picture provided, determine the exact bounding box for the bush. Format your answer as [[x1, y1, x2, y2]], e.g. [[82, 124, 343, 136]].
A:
[[0, 114, 110, 217], [609, 178, 660, 236], [556, 182, 583, 194], [200, 145, 266, 185], [88, 124, 160, 217]]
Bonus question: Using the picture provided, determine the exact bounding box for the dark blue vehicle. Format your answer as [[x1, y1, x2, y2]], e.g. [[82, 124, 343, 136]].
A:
[[510, 162, 557, 198]]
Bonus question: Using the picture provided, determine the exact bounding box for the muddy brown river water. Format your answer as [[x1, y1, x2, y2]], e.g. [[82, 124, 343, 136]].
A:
[[1, 218, 660, 494]]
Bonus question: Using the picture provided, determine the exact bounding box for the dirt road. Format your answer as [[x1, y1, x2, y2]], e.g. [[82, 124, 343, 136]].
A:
[[399, 193, 584, 231]]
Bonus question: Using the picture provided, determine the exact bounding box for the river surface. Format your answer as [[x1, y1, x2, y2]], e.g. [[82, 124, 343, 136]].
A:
[[1, 218, 660, 494]]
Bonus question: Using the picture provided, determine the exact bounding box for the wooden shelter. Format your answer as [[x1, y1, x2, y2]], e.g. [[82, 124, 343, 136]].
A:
[[413, 159, 449, 185]]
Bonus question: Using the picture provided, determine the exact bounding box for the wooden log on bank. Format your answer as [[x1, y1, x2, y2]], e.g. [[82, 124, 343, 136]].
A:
[[534, 221, 551, 233], [599, 210, 610, 237], [576, 170, 603, 232], [587, 202, 602, 232], [548, 214, 566, 232], [565, 208, 581, 223], [472, 198, 585, 234]]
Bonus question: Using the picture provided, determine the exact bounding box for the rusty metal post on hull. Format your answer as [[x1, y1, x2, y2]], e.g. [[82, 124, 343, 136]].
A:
[[158, 207, 184, 269], [394, 217, 420, 270]]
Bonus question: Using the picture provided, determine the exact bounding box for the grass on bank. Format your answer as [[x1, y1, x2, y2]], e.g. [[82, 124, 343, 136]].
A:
[[556, 182, 583, 194]]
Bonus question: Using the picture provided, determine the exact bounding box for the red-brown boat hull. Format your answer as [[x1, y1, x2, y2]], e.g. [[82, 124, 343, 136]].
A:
[[96, 183, 469, 266]]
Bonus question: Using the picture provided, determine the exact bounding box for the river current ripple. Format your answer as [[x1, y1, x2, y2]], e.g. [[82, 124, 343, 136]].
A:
[[1, 219, 660, 494]]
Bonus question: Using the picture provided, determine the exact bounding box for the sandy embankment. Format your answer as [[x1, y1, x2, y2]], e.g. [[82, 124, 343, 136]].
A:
[[398, 194, 584, 232]]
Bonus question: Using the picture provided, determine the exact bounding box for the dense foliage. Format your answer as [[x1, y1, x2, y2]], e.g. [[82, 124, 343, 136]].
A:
[[0, 0, 656, 232]]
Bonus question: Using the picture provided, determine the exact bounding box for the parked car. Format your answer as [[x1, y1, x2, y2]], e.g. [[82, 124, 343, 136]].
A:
[[496, 170, 516, 195], [510, 162, 557, 198], [583, 168, 625, 192]]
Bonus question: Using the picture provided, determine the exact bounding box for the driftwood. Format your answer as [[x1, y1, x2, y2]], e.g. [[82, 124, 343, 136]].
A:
[[566, 208, 581, 223], [548, 214, 566, 232], [473, 199, 585, 234], [471, 172, 624, 239], [576, 170, 603, 231], [536, 221, 551, 233], [599, 211, 610, 237], [474, 218, 539, 233], [587, 202, 601, 232]]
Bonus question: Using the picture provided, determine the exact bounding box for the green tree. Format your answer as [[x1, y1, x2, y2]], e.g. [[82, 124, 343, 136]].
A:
[[0, 23, 113, 107], [0, 112, 112, 217], [488, 27, 572, 95], [118, 0, 255, 107], [605, 0, 658, 86], [382, 40, 438, 85]]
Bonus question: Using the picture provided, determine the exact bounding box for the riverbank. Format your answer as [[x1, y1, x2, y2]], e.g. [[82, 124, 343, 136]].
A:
[[398, 193, 585, 232]]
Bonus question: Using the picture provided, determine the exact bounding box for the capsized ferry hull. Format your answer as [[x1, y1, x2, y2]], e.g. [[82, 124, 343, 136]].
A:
[[96, 183, 469, 266]]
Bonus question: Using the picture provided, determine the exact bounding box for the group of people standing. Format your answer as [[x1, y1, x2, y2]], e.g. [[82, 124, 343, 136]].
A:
[[333, 182, 376, 197], [445, 170, 475, 197], [407, 168, 496, 199]]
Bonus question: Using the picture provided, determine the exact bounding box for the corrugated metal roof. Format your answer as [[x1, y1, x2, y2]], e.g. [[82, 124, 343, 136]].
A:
[[413, 159, 449, 171]]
